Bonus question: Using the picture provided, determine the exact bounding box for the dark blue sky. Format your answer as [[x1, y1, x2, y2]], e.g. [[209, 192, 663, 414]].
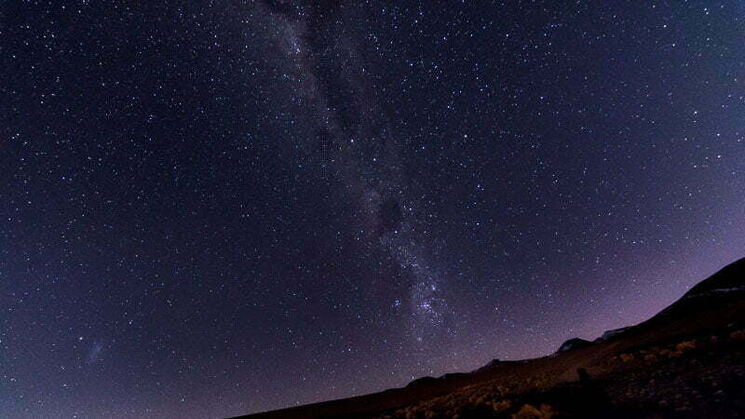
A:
[[1, 1, 744, 417]]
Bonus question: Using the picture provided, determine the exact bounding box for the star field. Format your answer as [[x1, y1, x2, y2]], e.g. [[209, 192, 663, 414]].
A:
[[1, 1, 744, 417]]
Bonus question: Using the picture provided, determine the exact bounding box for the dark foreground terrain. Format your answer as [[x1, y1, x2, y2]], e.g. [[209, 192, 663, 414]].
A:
[[240, 258, 745, 418]]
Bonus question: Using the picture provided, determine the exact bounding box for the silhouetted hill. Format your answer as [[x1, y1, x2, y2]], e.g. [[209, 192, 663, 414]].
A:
[[685, 257, 745, 297], [555, 338, 592, 354], [238, 258, 745, 418]]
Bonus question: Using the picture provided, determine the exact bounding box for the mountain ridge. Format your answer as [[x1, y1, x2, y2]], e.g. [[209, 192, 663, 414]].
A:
[[238, 257, 745, 418]]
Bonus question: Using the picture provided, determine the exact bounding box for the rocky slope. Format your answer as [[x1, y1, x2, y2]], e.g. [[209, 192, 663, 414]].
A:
[[239, 258, 745, 418]]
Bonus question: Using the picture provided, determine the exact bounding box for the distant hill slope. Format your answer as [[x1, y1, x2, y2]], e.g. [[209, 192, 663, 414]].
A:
[[238, 258, 745, 419], [684, 257, 745, 297]]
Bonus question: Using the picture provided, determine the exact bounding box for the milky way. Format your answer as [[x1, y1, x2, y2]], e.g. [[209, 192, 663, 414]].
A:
[[1, 1, 744, 418], [258, 0, 454, 345]]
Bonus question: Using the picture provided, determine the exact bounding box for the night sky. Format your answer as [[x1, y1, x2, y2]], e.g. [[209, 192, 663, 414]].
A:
[[1, 1, 744, 418]]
